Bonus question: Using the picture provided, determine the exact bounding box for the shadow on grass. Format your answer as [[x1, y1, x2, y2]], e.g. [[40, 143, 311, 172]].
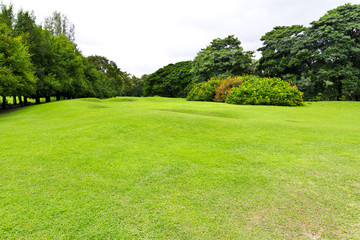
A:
[[0, 108, 22, 115]]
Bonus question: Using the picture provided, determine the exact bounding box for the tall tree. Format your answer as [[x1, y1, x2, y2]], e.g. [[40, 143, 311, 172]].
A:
[[14, 10, 48, 103], [192, 35, 253, 83], [44, 11, 75, 42], [303, 4, 360, 100], [51, 34, 86, 99], [257, 25, 307, 80], [0, 22, 36, 109]]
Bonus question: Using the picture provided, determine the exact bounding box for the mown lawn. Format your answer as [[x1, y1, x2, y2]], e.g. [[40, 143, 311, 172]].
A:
[[0, 97, 359, 239]]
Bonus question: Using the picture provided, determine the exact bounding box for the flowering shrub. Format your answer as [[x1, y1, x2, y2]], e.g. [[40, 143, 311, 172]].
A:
[[186, 78, 222, 101], [187, 75, 304, 106], [225, 77, 303, 106], [214, 76, 244, 102]]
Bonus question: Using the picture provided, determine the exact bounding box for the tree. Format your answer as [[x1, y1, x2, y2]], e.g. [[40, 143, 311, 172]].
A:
[[303, 4, 360, 100], [144, 61, 193, 97], [192, 35, 253, 83], [50, 34, 86, 100], [13, 10, 51, 103], [257, 4, 360, 100], [0, 22, 36, 109], [0, 3, 14, 28], [87, 55, 128, 96], [44, 11, 75, 42], [257, 25, 307, 80], [1, 3, 146, 107], [122, 75, 144, 97]]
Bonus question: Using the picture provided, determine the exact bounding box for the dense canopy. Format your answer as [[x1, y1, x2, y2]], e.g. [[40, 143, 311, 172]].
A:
[[257, 3, 360, 100], [143, 61, 193, 98]]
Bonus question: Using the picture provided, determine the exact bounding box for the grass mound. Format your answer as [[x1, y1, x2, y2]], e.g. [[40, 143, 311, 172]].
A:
[[105, 97, 138, 102]]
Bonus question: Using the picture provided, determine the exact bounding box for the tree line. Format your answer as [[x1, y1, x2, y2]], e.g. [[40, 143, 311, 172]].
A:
[[144, 4, 360, 101], [0, 4, 143, 110], [2, 3, 359, 109]]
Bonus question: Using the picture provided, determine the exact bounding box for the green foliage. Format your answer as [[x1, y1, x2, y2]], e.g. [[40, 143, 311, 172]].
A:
[[85, 56, 143, 98], [192, 35, 254, 83], [257, 25, 306, 80], [0, 66, 18, 97], [122, 75, 144, 97], [226, 76, 304, 106], [0, 22, 36, 98], [87, 55, 127, 96], [144, 61, 193, 98], [13, 12, 62, 100], [47, 34, 85, 98], [186, 78, 222, 101], [214, 76, 244, 102], [304, 4, 360, 101]]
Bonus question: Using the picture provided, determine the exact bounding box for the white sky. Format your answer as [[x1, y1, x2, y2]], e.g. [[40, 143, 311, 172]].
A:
[[3, 0, 360, 77]]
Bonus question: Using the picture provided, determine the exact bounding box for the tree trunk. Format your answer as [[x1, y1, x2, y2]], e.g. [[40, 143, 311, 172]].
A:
[[13, 95, 17, 105], [46, 96, 51, 103], [36, 97, 40, 104], [24, 97, 28, 106], [18, 96, 23, 106], [2, 96, 6, 110], [56, 95, 61, 101], [337, 81, 342, 101]]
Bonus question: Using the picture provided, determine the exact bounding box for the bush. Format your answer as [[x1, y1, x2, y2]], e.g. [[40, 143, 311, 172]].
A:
[[186, 78, 222, 101], [225, 77, 303, 106], [187, 75, 304, 106]]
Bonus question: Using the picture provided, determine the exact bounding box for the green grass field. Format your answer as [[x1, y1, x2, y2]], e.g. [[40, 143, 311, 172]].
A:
[[1, 97, 359, 239]]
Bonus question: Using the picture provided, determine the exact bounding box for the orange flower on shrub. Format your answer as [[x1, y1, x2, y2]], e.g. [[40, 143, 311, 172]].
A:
[[214, 76, 244, 102]]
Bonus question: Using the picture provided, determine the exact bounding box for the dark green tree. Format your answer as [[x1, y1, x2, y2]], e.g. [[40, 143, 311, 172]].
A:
[[303, 4, 360, 100], [144, 61, 193, 97], [192, 35, 253, 83]]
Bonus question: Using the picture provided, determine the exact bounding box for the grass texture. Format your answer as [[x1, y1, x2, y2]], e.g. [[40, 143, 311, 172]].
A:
[[0, 97, 359, 239]]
